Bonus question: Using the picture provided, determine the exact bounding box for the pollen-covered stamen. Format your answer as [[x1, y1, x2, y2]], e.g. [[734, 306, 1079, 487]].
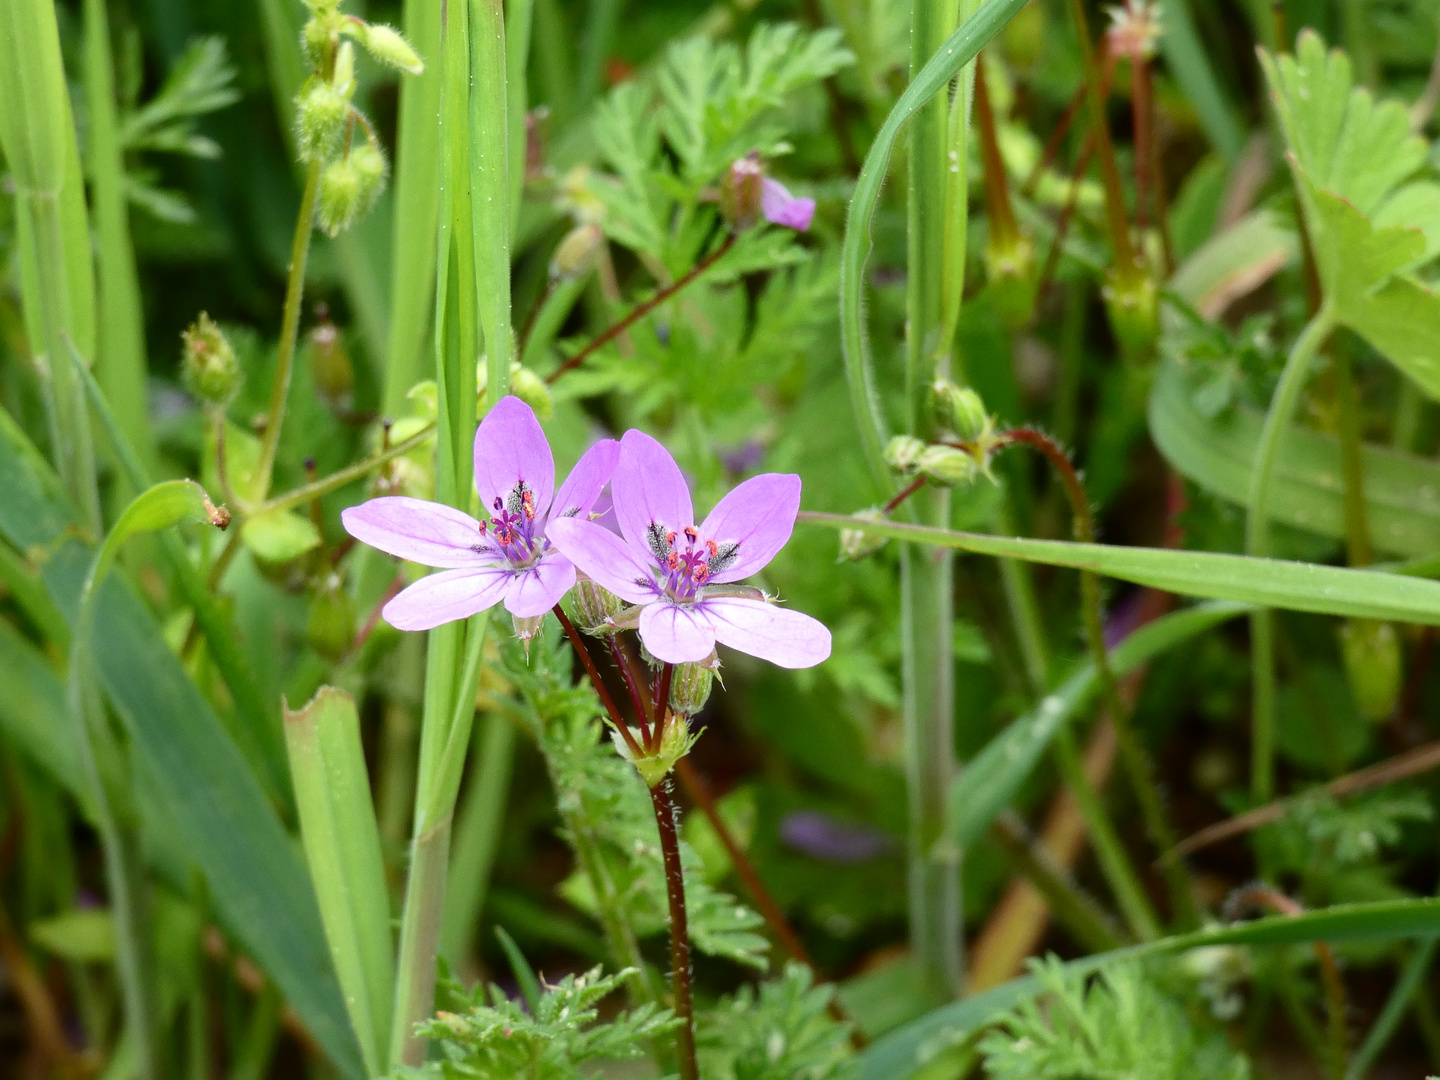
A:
[[481, 479, 547, 568], [649, 525, 741, 601], [646, 521, 673, 563]]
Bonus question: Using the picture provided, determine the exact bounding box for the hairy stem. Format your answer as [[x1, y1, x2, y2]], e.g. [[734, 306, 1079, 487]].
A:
[[1246, 305, 1336, 800], [254, 157, 321, 502], [650, 782, 698, 1080], [554, 607, 644, 759], [546, 233, 736, 384], [605, 635, 654, 751]]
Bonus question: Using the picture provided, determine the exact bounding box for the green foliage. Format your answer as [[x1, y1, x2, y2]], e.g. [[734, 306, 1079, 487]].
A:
[[978, 958, 1250, 1080], [416, 964, 676, 1080], [498, 628, 769, 970], [698, 963, 855, 1080]]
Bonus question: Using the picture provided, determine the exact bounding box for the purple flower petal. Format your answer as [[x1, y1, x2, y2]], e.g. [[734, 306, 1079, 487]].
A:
[[639, 602, 716, 664], [503, 554, 576, 618], [382, 566, 511, 631], [548, 438, 620, 525], [698, 473, 801, 583], [546, 518, 660, 605], [761, 177, 815, 232], [612, 429, 694, 552], [341, 497, 489, 568], [702, 595, 831, 668], [473, 396, 555, 519]]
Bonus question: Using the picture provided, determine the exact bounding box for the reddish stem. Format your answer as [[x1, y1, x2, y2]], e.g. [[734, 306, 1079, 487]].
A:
[[883, 476, 926, 515], [553, 605, 646, 759], [546, 233, 737, 384], [352, 573, 405, 652], [606, 634, 654, 751], [650, 781, 699, 1080], [974, 52, 1020, 247]]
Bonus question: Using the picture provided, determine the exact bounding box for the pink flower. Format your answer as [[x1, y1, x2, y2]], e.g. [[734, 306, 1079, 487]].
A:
[[341, 396, 618, 631], [761, 177, 814, 231], [547, 430, 831, 669]]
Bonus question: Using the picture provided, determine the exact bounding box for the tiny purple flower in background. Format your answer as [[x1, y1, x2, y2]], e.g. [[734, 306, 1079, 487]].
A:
[[342, 396, 618, 631], [761, 177, 814, 232], [779, 810, 895, 865], [548, 430, 831, 668]]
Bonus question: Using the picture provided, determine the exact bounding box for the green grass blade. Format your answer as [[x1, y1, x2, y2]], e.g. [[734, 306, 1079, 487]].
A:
[[838, 0, 1033, 492], [285, 688, 395, 1075], [83, 0, 157, 485], [469, 0, 513, 406], [855, 897, 1440, 1080], [944, 601, 1252, 854], [798, 511, 1440, 625], [1344, 937, 1438, 1080], [1157, 0, 1244, 162]]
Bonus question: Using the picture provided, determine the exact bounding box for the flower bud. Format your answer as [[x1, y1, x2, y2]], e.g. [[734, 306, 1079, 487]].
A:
[[550, 223, 604, 282], [612, 712, 700, 788], [1339, 619, 1402, 723], [308, 308, 353, 412], [512, 613, 546, 651], [477, 360, 553, 421], [839, 506, 888, 561], [295, 79, 350, 162], [572, 577, 627, 635], [720, 153, 764, 231], [351, 21, 424, 75], [306, 572, 355, 661], [928, 381, 990, 443], [917, 444, 979, 487], [317, 142, 386, 237], [670, 657, 717, 717], [1102, 267, 1158, 361], [301, 14, 337, 69], [182, 312, 241, 406], [984, 232, 1038, 329], [884, 435, 926, 475]]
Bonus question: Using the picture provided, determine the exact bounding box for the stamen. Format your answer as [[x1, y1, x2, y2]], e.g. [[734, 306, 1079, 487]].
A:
[[647, 521, 673, 562]]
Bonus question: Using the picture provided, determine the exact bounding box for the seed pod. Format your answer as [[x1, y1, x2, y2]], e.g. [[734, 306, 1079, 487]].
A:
[[1339, 619, 1402, 723], [839, 506, 888, 561], [308, 309, 353, 412], [720, 153, 764, 231], [917, 444, 979, 487], [884, 435, 927, 475], [306, 572, 356, 661], [182, 312, 241, 407], [670, 656, 717, 717], [928, 381, 991, 443], [295, 79, 350, 163], [572, 577, 627, 635], [1102, 267, 1159, 361]]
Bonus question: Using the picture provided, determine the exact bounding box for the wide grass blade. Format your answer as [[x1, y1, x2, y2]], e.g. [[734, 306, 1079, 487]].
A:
[[285, 688, 395, 1075], [798, 511, 1440, 625]]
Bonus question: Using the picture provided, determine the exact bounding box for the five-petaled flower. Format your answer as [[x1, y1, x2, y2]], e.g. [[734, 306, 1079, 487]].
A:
[[547, 430, 832, 669], [341, 396, 618, 631]]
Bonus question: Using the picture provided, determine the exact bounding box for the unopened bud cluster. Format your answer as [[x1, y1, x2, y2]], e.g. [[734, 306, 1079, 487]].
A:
[[883, 382, 1001, 489], [297, 0, 422, 236], [181, 312, 241, 407]]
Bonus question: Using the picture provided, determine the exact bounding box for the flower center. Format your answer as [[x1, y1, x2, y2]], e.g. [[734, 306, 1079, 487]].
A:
[[646, 520, 739, 601], [477, 480, 547, 569]]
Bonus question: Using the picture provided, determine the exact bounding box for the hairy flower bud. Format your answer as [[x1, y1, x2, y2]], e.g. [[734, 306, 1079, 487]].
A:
[[317, 141, 386, 237], [1339, 619, 1402, 723], [1103, 268, 1158, 361], [613, 711, 700, 788], [720, 153, 764, 231], [332, 40, 356, 93], [306, 572, 355, 661], [182, 312, 241, 406], [308, 307, 353, 411], [301, 14, 337, 68], [512, 613, 546, 650], [670, 656, 717, 717], [350, 21, 424, 74], [549, 223, 604, 281], [572, 577, 627, 635], [839, 506, 888, 561], [295, 79, 350, 162], [917, 444, 979, 487], [928, 381, 991, 443], [884, 435, 926, 475], [477, 360, 553, 421]]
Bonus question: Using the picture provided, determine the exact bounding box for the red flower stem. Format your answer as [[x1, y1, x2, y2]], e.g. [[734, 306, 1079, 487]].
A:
[[1036, 135, 1096, 300], [606, 634, 654, 751], [352, 572, 404, 652], [1022, 55, 1114, 199], [883, 475, 926, 515], [552, 605, 646, 760], [654, 662, 674, 732], [974, 52, 1019, 247], [649, 780, 699, 1080], [546, 232, 737, 385]]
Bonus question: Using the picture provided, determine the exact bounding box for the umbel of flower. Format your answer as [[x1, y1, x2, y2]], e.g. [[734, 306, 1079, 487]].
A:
[[548, 430, 831, 669], [341, 397, 619, 632]]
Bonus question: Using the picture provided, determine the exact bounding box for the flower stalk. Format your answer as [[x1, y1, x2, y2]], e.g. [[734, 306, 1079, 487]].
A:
[[650, 781, 699, 1080]]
